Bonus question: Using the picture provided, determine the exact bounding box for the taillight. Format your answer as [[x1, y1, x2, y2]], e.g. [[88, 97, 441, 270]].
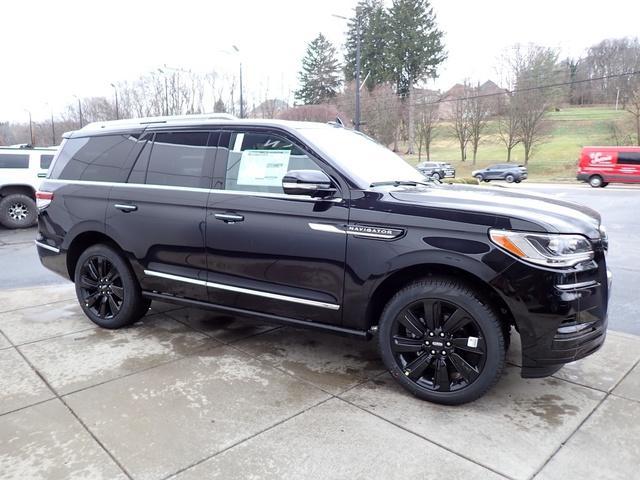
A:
[[36, 191, 54, 209]]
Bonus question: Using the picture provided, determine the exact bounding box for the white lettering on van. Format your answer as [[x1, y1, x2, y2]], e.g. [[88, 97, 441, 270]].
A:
[[589, 152, 613, 165]]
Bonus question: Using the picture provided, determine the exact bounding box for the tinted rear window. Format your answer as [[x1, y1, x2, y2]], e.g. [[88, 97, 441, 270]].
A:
[[145, 132, 211, 188], [0, 153, 29, 168], [618, 152, 640, 164], [40, 154, 54, 169], [50, 134, 138, 182]]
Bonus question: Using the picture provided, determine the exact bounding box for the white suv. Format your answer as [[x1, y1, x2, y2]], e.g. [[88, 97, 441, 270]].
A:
[[0, 146, 58, 228]]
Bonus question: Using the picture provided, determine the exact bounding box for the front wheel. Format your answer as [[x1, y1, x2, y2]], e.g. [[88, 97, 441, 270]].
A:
[[431, 172, 441, 181], [74, 244, 148, 329], [378, 277, 505, 405], [474, 174, 483, 182]]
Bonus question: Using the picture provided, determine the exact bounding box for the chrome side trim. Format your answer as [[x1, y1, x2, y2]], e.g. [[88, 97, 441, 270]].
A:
[[308, 223, 402, 239], [44, 179, 343, 202], [144, 270, 340, 310], [556, 280, 599, 291], [35, 240, 60, 253]]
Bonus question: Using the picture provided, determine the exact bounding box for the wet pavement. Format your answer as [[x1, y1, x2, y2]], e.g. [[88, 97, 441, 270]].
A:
[[0, 284, 638, 480]]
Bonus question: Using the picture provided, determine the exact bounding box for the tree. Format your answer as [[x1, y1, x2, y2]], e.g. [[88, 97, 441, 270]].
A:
[[295, 34, 342, 105], [415, 93, 440, 160], [468, 83, 492, 164], [623, 80, 640, 144], [497, 96, 521, 162], [449, 84, 472, 162], [213, 98, 227, 113], [344, 0, 390, 90], [507, 45, 562, 164], [386, 0, 446, 153]]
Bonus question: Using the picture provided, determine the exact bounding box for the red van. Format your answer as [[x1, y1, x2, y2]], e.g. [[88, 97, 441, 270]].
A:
[[577, 146, 640, 187]]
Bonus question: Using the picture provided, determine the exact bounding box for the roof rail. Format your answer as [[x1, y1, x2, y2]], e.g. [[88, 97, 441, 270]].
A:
[[82, 113, 237, 131]]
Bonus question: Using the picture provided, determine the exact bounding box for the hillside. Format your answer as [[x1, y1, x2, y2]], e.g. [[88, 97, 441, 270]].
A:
[[403, 106, 637, 181]]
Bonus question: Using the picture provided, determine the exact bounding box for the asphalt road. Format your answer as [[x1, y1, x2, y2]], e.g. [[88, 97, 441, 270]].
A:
[[0, 182, 637, 334]]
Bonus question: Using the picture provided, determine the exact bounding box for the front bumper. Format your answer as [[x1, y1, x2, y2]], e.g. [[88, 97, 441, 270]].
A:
[[491, 250, 611, 378]]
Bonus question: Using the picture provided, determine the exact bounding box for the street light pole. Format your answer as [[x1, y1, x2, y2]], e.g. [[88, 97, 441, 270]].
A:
[[74, 96, 83, 128], [110, 83, 119, 120], [50, 112, 56, 145]]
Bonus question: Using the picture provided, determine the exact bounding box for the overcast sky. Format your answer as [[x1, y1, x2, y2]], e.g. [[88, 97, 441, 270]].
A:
[[2, 0, 639, 122]]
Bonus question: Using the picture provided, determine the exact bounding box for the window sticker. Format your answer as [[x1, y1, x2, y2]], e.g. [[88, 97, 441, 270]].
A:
[[237, 149, 291, 187]]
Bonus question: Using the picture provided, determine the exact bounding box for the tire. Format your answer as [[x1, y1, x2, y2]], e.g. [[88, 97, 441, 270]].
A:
[[431, 172, 441, 181], [378, 277, 506, 405], [0, 194, 37, 229], [74, 244, 147, 329], [505, 174, 515, 183], [600, 182, 609, 188], [515, 179, 522, 184], [474, 174, 483, 182], [589, 175, 603, 188]]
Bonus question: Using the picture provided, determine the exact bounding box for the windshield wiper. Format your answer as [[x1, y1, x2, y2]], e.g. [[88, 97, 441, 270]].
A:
[[370, 179, 435, 188]]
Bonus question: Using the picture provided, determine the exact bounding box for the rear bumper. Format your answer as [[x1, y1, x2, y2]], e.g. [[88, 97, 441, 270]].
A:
[[491, 251, 611, 378]]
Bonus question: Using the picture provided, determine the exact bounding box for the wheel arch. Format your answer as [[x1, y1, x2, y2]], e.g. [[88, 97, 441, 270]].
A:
[[0, 184, 36, 199], [365, 262, 515, 338], [66, 230, 123, 279]]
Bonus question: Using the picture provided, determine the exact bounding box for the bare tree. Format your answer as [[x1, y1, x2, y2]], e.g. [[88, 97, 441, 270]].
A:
[[467, 83, 492, 165], [449, 82, 472, 162], [497, 95, 521, 162], [415, 94, 439, 160], [508, 45, 562, 164], [623, 78, 640, 144]]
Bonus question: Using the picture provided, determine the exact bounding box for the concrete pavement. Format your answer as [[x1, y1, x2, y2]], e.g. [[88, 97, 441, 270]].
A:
[[1, 284, 639, 480]]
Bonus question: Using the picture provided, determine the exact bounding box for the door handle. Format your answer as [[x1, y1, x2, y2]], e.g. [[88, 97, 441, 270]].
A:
[[114, 204, 138, 212], [215, 213, 244, 223]]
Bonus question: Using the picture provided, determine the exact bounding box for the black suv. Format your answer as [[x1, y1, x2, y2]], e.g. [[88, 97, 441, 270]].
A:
[[36, 116, 611, 405]]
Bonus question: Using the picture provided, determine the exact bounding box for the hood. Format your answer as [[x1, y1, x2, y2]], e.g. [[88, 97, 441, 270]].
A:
[[387, 184, 602, 238]]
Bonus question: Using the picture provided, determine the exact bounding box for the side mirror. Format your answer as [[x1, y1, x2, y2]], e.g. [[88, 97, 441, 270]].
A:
[[282, 170, 337, 198]]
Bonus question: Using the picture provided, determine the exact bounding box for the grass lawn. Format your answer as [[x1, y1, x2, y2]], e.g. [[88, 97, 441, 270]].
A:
[[401, 106, 636, 181]]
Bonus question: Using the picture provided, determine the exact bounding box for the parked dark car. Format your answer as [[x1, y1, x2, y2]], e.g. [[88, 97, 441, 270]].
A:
[[416, 161, 447, 180], [472, 164, 527, 183], [36, 116, 611, 405]]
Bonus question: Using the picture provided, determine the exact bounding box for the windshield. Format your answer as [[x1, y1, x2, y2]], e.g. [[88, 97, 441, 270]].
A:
[[299, 126, 425, 187]]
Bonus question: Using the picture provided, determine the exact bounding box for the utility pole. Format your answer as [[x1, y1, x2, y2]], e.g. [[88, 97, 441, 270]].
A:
[[355, 14, 361, 131], [74, 95, 83, 128], [110, 83, 119, 119], [25, 110, 34, 145], [232, 45, 244, 118], [50, 111, 55, 145], [332, 13, 361, 130]]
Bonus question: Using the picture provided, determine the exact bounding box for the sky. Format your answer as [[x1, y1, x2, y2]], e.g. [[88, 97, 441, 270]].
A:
[[2, 0, 639, 122]]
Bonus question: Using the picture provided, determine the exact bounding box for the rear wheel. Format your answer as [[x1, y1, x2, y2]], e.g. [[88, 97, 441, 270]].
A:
[[74, 244, 147, 329], [474, 174, 483, 182], [589, 175, 603, 188], [378, 277, 505, 405], [0, 194, 37, 229], [505, 174, 515, 183], [431, 172, 441, 181]]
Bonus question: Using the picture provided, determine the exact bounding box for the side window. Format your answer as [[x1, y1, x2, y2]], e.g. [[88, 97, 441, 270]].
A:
[[127, 134, 154, 184], [49, 134, 138, 182], [223, 131, 322, 194], [618, 152, 640, 165], [145, 131, 211, 188], [0, 153, 29, 168], [40, 154, 54, 169]]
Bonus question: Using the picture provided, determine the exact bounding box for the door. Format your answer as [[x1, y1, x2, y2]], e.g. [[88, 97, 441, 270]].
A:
[[106, 130, 216, 301], [617, 151, 640, 183], [205, 129, 348, 325]]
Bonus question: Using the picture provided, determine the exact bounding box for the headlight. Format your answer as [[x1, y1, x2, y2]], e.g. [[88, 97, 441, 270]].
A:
[[489, 229, 594, 268]]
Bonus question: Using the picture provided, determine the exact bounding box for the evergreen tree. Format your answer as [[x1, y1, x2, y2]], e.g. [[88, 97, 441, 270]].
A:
[[213, 97, 227, 113], [387, 0, 446, 96], [344, 0, 391, 90], [295, 34, 342, 105]]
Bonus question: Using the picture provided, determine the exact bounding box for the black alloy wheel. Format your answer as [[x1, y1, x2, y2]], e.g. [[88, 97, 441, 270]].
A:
[[378, 278, 505, 404], [74, 244, 149, 328], [78, 255, 124, 320], [391, 298, 487, 393]]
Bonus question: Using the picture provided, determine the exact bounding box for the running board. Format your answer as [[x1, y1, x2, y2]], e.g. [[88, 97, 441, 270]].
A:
[[142, 291, 370, 339]]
